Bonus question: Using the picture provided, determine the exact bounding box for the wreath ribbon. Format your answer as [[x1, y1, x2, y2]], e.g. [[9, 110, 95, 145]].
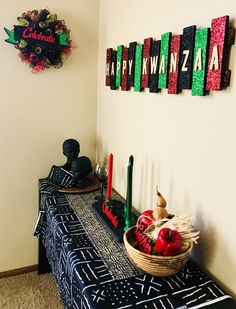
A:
[[4, 26, 69, 47]]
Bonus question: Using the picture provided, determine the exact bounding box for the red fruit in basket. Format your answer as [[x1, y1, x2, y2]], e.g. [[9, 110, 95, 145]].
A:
[[142, 210, 153, 217], [155, 228, 182, 256], [138, 210, 154, 229]]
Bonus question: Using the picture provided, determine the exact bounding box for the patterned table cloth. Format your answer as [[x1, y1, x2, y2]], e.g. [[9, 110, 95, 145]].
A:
[[35, 179, 235, 309]]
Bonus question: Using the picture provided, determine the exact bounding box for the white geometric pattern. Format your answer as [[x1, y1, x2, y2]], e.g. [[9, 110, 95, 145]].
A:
[[36, 180, 233, 309]]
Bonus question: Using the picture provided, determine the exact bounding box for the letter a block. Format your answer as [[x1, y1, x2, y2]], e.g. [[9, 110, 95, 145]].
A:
[[192, 28, 210, 96], [206, 16, 229, 90]]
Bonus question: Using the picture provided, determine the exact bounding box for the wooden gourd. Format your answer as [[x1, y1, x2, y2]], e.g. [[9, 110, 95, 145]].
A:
[[153, 191, 168, 220]]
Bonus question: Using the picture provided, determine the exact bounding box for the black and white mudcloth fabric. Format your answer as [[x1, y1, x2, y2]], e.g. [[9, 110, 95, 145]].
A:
[[36, 180, 234, 309], [34, 165, 73, 237]]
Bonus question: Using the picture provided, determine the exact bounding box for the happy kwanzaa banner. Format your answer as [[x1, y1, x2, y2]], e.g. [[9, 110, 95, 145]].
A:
[[105, 16, 235, 96]]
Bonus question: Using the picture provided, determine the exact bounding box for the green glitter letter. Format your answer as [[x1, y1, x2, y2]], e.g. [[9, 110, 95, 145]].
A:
[[134, 44, 143, 92], [158, 32, 171, 89], [192, 28, 210, 96], [116, 45, 123, 88]]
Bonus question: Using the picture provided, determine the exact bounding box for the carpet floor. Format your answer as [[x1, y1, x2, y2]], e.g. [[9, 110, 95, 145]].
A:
[[0, 272, 64, 309]]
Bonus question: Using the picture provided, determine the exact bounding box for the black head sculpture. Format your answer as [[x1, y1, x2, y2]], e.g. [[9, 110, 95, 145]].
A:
[[71, 156, 93, 188], [62, 139, 80, 171]]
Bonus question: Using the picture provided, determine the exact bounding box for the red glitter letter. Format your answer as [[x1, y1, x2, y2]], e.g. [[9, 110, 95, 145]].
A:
[[168, 35, 181, 94], [141, 38, 152, 89], [106, 48, 112, 86], [206, 16, 229, 90]]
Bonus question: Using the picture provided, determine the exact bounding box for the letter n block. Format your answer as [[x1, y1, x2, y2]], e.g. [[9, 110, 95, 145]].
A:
[[168, 35, 182, 94]]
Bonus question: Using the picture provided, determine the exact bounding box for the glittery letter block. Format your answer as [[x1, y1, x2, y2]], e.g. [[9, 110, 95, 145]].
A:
[[116, 45, 123, 88], [149, 40, 161, 93], [158, 32, 171, 89], [121, 47, 129, 91], [134, 44, 143, 92], [106, 48, 112, 86], [192, 28, 210, 96], [206, 16, 229, 91], [168, 35, 182, 94], [110, 50, 117, 90], [179, 26, 196, 90], [141, 38, 152, 89], [127, 42, 137, 88]]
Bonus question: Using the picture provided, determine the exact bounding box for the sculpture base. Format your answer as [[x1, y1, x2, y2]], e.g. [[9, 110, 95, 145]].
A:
[[58, 175, 100, 193]]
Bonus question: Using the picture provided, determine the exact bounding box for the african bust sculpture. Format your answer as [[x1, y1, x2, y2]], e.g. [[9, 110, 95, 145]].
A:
[[62, 138, 80, 171], [61, 138, 93, 188], [71, 157, 93, 188]]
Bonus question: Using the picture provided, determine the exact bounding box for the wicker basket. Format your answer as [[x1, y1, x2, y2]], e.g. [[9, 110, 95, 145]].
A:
[[124, 226, 193, 277]]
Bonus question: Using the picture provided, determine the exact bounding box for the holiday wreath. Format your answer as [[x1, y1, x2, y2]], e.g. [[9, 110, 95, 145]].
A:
[[4, 9, 73, 73]]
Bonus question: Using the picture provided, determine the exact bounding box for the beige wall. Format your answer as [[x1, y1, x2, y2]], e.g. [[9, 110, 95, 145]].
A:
[[97, 0, 236, 297], [0, 1, 99, 271]]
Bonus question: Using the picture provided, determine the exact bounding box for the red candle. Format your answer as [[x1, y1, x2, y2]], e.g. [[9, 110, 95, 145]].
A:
[[106, 153, 113, 200]]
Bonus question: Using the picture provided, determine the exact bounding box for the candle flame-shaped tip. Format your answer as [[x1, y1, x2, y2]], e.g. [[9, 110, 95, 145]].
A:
[[129, 155, 134, 166]]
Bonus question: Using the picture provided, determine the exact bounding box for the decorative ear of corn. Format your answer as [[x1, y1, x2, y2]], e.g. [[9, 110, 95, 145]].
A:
[[144, 214, 200, 244]]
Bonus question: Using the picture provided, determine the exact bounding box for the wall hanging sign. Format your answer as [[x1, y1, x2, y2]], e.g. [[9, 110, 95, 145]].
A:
[[105, 16, 234, 96], [4, 9, 73, 73]]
